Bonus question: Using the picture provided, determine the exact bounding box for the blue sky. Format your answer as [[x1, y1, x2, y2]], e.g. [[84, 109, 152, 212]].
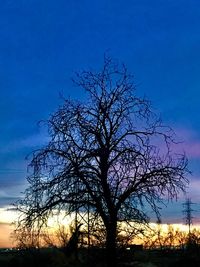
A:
[[0, 0, 200, 224]]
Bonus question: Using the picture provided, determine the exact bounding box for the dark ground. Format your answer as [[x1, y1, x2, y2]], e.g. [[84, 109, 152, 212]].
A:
[[0, 247, 200, 267]]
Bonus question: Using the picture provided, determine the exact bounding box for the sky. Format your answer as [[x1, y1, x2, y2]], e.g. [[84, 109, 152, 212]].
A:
[[1, 0, 200, 246]]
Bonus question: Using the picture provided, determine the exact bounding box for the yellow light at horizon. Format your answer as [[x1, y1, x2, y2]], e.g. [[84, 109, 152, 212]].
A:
[[148, 222, 200, 233], [0, 207, 19, 224], [1, 207, 200, 248], [46, 211, 75, 229]]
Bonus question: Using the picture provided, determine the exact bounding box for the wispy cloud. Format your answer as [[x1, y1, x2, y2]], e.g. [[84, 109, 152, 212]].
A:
[[0, 207, 18, 224], [185, 178, 200, 201], [1, 131, 50, 154], [181, 142, 200, 158], [171, 128, 200, 159]]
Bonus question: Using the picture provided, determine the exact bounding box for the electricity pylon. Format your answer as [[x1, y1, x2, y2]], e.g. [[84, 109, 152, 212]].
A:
[[182, 198, 195, 235]]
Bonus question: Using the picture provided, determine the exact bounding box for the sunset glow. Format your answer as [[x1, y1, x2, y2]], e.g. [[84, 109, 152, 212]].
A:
[[1, 207, 200, 248]]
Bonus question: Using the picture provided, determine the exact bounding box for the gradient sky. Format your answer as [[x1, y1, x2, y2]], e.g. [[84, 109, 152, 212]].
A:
[[1, 0, 200, 244]]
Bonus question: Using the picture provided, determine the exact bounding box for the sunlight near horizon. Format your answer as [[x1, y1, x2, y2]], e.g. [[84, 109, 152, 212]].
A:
[[1, 207, 199, 231], [0, 207, 200, 248]]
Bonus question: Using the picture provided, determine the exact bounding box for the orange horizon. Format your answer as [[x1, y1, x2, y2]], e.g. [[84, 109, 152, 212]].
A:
[[1, 207, 200, 248], [0, 223, 14, 248]]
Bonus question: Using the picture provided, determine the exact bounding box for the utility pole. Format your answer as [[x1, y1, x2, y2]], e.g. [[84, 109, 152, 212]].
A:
[[182, 198, 195, 235]]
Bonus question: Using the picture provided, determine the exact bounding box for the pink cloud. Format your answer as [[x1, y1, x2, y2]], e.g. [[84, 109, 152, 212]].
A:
[[172, 128, 200, 159], [186, 178, 200, 201], [181, 142, 200, 158], [128, 127, 200, 159]]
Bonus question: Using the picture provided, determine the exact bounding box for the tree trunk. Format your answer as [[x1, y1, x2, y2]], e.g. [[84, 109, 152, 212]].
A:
[[106, 221, 117, 267]]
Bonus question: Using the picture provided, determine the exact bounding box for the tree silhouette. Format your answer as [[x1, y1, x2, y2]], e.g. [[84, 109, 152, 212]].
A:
[[15, 57, 188, 266]]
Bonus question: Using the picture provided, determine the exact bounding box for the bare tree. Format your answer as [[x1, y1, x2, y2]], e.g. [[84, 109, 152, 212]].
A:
[[15, 57, 188, 266], [143, 225, 189, 250], [42, 224, 70, 248], [12, 224, 41, 249]]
